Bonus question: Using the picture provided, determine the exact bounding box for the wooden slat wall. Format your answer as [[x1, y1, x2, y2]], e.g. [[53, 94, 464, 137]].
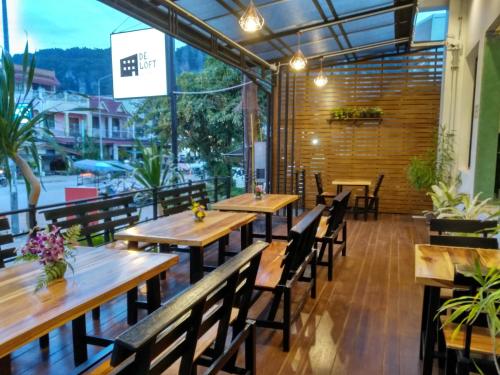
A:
[[274, 50, 443, 214]]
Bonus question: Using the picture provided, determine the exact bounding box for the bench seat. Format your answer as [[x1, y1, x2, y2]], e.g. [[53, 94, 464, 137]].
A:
[[255, 241, 288, 290]]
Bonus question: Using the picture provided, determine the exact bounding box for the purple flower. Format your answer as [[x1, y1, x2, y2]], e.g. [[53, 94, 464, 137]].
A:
[[21, 225, 66, 265]]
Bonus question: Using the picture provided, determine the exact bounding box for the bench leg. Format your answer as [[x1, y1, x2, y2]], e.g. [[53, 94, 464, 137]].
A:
[[328, 240, 333, 281], [311, 252, 317, 299], [283, 288, 291, 352], [245, 324, 256, 375], [341, 224, 347, 256], [72, 314, 88, 365], [127, 287, 138, 325]]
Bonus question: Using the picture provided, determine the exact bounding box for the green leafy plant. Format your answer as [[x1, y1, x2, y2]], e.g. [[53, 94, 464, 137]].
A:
[[328, 106, 384, 122], [437, 260, 500, 374], [0, 43, 53, 207], [427, 181, 465, 213], [407, 125, 456, 192], [133, 141, 183, 189]]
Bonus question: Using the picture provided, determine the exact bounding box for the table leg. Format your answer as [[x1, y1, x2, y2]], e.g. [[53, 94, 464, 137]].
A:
[[218, 237, 227, 265], [336, 184, 342, 194], [0, 354, 11, 375], [146, 276, 161, 313], [128, 241, 138, 250], [241, 225, 248, 251], [422, 286, 440, 375], [420, 285, 430, 359], [190, 246, 204, 284], [247, 222, 253, 246], [286, 203, 293, 234], [127, 287, 138, 325], [72, 314, 88, 365], [265, 213, 273, 244]]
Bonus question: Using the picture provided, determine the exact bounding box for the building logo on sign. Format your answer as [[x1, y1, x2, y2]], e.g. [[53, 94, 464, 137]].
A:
[[120, 54, 139, 77]]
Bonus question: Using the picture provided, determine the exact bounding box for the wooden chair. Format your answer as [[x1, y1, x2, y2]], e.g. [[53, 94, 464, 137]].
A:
[[429, 219, 499, 249], [0, 217, 50, 349], [441, 272, 498, 375], [315, 190, 351, 281], [252, 205, 324, 351], [73, 241, 268, 375], [314, 173, 336, 206], [42, 196, 142, 320], [353, 173, 384, 221], [158, 182, 210, 216]]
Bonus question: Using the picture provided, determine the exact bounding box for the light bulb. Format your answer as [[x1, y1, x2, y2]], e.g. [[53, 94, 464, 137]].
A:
[[239, 1, 264, 32], [290, 49, 307, 71], [314, 72, 328, 87]]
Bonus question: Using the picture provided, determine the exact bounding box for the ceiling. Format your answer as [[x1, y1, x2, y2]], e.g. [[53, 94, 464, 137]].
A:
[[100, 0, 417, 77]]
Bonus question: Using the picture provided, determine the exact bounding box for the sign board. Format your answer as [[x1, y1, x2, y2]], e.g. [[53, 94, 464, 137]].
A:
[[111, 28, 167, 99]]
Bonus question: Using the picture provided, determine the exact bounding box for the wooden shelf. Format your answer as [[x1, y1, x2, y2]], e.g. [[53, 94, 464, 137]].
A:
[[328, 118, 383, 124]]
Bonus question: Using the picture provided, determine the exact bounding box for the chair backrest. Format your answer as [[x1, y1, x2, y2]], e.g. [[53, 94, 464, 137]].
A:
[[0, 217, 16, 268], [429, 219, 498, 249], [280, 205, 324, 282], [314, 173, 324, 195], [325, 190, 351, 237], [106, 241, 267, 375], [372, 174, 384, 197], [158, 183, 209, 216], [42, 196, 139, 246]]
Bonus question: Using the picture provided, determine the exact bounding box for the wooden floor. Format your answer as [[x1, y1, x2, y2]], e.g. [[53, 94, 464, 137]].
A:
[[9, 213, 429, 375]]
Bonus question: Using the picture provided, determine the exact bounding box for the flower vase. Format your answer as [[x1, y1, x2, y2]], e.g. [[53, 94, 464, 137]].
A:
[[254, 193, 263, 200], [38, 261, 68, 290]]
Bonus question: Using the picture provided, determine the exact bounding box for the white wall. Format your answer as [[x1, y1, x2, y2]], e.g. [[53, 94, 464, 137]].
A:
[[439, 0, 500, 194]]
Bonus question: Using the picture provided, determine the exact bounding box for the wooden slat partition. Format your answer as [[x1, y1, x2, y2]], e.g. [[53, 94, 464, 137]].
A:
[[274, 49, 443, 214]]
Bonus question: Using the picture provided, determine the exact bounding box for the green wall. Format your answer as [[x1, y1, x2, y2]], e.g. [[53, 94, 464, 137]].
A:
[[475, 35, 500, 197]]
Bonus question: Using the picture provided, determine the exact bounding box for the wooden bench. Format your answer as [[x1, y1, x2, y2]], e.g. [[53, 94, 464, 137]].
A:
[[158, 182, 210, 217], [0, 217, 16, 268], [430, 219, 498, 249], [315, 190, 351, 281], [42, 195, 140, 247], [73, 241, 268, 375], [42, 196, 142, 321], [252, 205, 324, 351]]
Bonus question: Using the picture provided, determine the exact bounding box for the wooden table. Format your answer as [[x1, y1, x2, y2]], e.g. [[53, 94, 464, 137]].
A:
[[415, 244, 500, 375], [115, 210, 256, 284], [211, 193, 299, 243], [332, 179, 371, 196], [0, 246, 178, 374]]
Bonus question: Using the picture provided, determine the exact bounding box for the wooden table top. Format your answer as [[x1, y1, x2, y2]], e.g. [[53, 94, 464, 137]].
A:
[[211, 193, 299, 214], [115, 210, 257, 247], [0, 246, 178, 358], [331, 179, 372, 187], [415, 244, 500, 288]]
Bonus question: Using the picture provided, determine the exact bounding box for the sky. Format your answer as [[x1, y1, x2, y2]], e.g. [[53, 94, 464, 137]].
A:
[[0, 0, 151, 53]]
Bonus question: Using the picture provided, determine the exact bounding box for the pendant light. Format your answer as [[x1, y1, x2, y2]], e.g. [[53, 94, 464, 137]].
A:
[[239, 1, 265, 33], [290, 32, 307, 71], [314, 57, 328, 87]]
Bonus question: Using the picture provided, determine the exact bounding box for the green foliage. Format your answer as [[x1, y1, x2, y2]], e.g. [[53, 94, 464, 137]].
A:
[[407, 125, 456, 192], [427, 181, 499, 220], [0, 44, 51, 190], [36, 261, 68, 291], [128, 96, 172, 145], [437, 260, 500, 374], [133, 141, 183, 189], [328, 106, 383, 121], [176, 57, 244, 177], [74, 134, 99, 160]]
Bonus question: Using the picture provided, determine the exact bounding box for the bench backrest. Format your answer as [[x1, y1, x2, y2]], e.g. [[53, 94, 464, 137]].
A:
[[107, 241, 267, 374], [280, 205, 324, 282], [42, 196, 139, 246], [314, 172, 325, 195], [325, 190, 351, 237], [158, 183, 209, 216], [0, 217, 16, 268], [430, 219, 498, 249]]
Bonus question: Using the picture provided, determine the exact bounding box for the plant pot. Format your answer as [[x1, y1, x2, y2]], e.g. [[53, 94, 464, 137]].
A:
[[254, 194, 263, 200]]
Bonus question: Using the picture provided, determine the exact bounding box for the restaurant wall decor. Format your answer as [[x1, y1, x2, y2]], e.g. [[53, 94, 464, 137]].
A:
[[273, 49, 443, 214]]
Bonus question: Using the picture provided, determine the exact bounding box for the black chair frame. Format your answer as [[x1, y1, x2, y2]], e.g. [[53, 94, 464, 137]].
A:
[[353, 173, 384, 221]]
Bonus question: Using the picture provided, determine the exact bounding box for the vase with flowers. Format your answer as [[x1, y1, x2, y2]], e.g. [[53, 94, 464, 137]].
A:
[[254, 184, 264, 200], [190, 200, 206, 222], [18, 225, 81, 291]]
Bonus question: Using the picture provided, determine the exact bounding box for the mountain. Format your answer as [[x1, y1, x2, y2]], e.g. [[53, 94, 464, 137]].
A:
[[13, 44, 206, 96]]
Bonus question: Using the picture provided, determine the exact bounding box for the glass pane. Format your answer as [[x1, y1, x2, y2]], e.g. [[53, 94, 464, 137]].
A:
[[413, 9, 448, 42]]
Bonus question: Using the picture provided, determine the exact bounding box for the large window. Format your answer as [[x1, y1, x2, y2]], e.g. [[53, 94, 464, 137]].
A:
[[414, 9, 448, 43]]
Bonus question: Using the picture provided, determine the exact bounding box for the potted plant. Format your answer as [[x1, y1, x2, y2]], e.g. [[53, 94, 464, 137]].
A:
[[18, 225, 80, 291], [437, 261, 500, 374], [190, 200, 206, 222]]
